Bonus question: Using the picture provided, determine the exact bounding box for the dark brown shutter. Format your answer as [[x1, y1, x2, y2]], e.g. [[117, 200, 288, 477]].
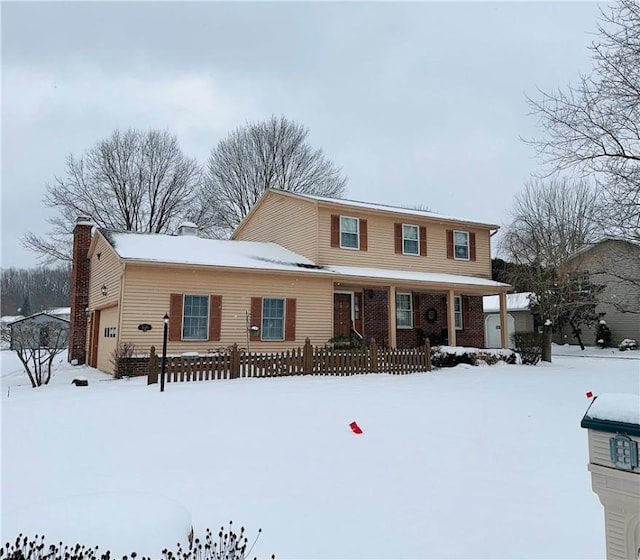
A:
[[331, 215, 340, 247], [208, 295, 222, 341], [463, 296, 470, 330], [285, 298, 296, 341], [441, 295, 448, 328], [394, 223, 403, 254], [469, 232, 477, 261], [250, 297, 262, 341], [169, 294, 183, 341], [419, 226, 427, 256], [359, 219, 368, 251], [413, 293, 422, 328], [446, 230, 454, 259]]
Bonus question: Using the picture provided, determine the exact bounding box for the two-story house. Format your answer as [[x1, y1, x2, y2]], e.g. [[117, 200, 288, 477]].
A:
[[68, 190, 511, 374]]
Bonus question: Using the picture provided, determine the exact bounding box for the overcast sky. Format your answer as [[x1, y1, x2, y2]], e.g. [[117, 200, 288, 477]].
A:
[[1, 1, 602, 269]]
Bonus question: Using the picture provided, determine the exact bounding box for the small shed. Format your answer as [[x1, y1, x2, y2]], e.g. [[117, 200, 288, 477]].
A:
[[483, 292, 534, 348], [8, 312, 70, 351], [581, 393, 640, 560]]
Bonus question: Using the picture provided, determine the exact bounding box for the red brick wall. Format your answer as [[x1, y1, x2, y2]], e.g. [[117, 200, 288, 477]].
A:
[[69, 219, 92, 364], [394, 293, 485, 349], [116, 357, 149, 378], [455, 295, 485, 348], [362, 289, 389, 347]]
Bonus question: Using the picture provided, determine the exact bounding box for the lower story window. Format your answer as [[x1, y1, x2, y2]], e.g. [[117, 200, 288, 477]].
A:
[[262, 298, 285, 340], [454, 295, 463, 330], [396, 293, 413, 328], [183, 295, 209, 340]]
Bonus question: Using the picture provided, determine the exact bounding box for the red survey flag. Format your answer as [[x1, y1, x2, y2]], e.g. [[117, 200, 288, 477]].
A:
[[349, 421, 363, 434], [586, 391, 593, 399]]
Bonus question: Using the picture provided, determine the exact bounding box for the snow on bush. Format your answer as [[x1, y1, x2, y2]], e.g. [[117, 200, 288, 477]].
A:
[[0, 523, 273, 560], [431, 346, 519, 368], [618, 338, 638, 351]]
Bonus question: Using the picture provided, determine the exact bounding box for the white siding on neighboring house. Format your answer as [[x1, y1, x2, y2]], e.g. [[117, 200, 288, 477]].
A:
[[562, 240, 640, 345]]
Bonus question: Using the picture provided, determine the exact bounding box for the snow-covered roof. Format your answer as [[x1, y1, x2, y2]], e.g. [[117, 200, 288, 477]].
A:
[[483, 292, 533, 313], [105, 231, 323, 272], [565, 237, 640, 262], [328, 265, 510, 289], [1, 315, 24, 324], [44, 307, 71, 316], [293, 191, 499, 228], [8, 312, 70, 326], [102, 230, 508, 291], [583, 393, 640, 426]]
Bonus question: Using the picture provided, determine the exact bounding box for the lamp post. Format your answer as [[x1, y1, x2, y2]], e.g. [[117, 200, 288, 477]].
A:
[[160, 313, 169, 392]]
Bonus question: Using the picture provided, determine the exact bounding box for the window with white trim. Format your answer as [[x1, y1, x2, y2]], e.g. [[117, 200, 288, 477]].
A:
[[396, 293, 413, 328], [183, 295, 209, 340], [403, 224, 419, 255], [340, 216, 359, 249], [262, 298, 285, 340], [454, 230, 469, 260], [454, 295, 463, 330]]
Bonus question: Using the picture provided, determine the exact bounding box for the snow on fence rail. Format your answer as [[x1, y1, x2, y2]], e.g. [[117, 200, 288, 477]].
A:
[[147, 338, 431, 383]]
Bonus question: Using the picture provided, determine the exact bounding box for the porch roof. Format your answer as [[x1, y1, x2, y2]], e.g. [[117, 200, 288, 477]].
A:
[[328, 265, 510, 293]]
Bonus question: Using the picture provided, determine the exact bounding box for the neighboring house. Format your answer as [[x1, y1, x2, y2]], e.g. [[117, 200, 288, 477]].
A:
[[44, 307, 71, 321], [557, 238, 640, 346], [68, 190, 511, 374], [483, 292, 535, 348], [8, 313, 70, 351], [1, 315, 24, 349]]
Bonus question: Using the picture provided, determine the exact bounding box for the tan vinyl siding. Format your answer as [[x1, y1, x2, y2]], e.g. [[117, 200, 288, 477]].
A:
[[96, 305, 119, 374], [88, 234, 123, 309], [604, 508, 629, 560], [233, 191, 319, 262], [512, 310, 534, 333], [117, 264, 333, 355], [588, 430, 640, 472], [316, 207, 492, 278]]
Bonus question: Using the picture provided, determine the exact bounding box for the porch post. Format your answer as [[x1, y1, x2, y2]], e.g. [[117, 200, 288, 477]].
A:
[[388, 285, 397, 348], [499, 291, 509, 349], [447, 289, 457, 346]]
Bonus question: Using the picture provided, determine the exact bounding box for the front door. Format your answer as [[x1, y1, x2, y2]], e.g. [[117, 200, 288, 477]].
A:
[[333, 293, 352, 337]]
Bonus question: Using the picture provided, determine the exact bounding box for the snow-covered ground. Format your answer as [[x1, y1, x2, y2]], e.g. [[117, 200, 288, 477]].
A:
[[1, 346, 639, 559]]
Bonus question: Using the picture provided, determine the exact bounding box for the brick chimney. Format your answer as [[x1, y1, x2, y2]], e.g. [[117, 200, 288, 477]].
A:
[[69, 217, 93, 364]]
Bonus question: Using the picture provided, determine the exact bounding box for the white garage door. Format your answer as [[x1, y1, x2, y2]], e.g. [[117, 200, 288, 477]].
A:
[[485, 313, 515, 348], [97, 306, 119, 374]]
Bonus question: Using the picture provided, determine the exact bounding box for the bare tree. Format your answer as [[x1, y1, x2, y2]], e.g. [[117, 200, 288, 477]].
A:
[[1, 266, 71, 316], [23, 129, 204, 263], [3, 320, 69, 387], [204, 115, 347, 232], [526, 0, 640, 242], [501, 177, 602, 359]]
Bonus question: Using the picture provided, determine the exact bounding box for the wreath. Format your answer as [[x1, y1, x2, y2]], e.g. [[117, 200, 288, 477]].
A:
[[426, 308, 438, 323]]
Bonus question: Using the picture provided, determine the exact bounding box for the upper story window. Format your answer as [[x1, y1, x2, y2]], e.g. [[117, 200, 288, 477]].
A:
[[262, 298, 285, 340], [331, 214, 367, 251], [396, 293, 413, 328], [183, 294, 209, 340], [340, 216, 359, 249], [454, 231, 470, 260], [403, 225, 419, 255], [395, 223, 426, 256]]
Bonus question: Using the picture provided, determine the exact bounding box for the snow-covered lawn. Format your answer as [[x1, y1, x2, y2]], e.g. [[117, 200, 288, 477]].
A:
[[1, 347, 639, 559]]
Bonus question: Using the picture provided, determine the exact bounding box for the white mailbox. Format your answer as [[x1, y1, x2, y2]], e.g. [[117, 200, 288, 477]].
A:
[[581, 393, 640, 560]]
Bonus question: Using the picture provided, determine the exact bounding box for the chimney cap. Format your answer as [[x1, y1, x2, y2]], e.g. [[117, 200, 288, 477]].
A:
[[175, 222, 199, 236], [75, 216, 93, 227]]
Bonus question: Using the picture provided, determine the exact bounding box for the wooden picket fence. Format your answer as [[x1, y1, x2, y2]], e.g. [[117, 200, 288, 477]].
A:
[[147, 338, 431, 384]]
